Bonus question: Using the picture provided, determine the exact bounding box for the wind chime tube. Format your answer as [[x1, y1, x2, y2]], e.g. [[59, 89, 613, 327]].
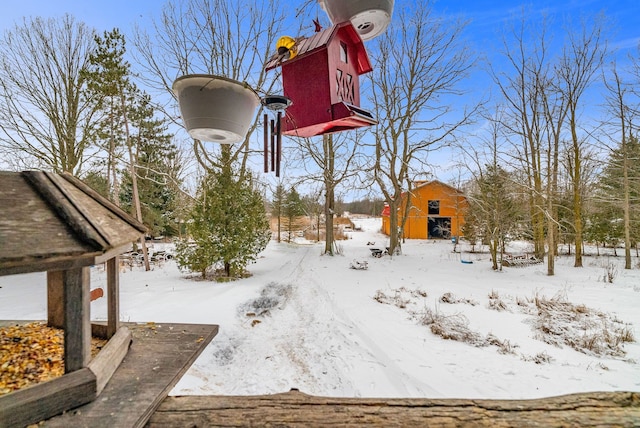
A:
[[270, 119, 276, 172], [276, 111, 282, 177], [263, 114, 269, 173]]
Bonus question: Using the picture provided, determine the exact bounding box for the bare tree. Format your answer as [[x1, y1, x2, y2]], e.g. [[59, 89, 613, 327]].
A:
[[293, 131, 362, 255], [0, 15, 98, 175], [492, 11, 580, 275], [557, 14, 608, 268], [492, 12, 551, 262], [601, 62, 639, 269], [131, 0, 291, 175], [368, 1, 477, 255]]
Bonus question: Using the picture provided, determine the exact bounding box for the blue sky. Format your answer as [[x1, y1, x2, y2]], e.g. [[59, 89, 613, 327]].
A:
[[1, 1, 637, 54], [1, 1, 638, 187]]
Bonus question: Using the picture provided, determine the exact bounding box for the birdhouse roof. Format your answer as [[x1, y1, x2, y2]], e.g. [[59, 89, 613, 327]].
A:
[[0, 171, 147, 276], [266, 21, 373, 74]]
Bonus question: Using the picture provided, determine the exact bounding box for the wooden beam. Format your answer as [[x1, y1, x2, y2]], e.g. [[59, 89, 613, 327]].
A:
[[63, 267, 91, 372], [0, 368, 96, 428], [87, 326, 132, 395], [149, 390, 640, 427], [47, 270, 64, 329], [106, 256, 120, 338]]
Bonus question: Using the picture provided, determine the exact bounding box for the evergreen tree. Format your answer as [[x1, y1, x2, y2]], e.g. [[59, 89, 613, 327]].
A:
[[81, 171, 110, 200], [594, 134, 640, 262], [119, 95, 180, 237], [81, 28, 129, 202], [176, 152, 270, 279], [284, 187, 305, 243], [468, 165, 521, 270], [83, 28, 153, 270]]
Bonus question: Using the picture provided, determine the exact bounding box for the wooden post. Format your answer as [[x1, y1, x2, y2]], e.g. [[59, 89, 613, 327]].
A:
[[106, 256, 120, 338], [63, 267, 91, 373], [47, 270, 64, 329]]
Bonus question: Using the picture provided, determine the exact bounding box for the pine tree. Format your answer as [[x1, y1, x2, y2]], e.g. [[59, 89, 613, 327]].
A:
[[176, 152, 270, 279], [284, 187, 305, 243], [594, 134, 640, 264], [468, 165, 521, 270], [119, 95, 180, 237]]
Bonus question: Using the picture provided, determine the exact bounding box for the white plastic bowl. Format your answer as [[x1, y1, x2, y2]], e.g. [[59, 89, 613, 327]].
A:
[[172, 74, 259, 143], [319, 0, 394, 41]]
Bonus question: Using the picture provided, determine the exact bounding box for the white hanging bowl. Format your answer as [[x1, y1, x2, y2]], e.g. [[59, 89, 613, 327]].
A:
[[319, 0, 394, 41], [172, 74, 259, 144]]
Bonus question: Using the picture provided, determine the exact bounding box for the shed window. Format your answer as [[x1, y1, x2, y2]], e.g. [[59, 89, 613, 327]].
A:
[[428, 200, 440, 215], [340, 42, 348, 63]]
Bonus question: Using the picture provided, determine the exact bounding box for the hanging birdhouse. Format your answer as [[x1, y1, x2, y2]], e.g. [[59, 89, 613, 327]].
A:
[[265, 22, 376, 138], [319, 0, 394, 41], [172, 74, 259, 144]]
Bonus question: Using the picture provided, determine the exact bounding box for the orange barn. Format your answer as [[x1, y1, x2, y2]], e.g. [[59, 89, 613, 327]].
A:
[[381, 180, 468, 239]]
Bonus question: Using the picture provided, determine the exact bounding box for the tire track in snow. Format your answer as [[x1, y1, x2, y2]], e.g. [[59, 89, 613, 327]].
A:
[[289, 258, 442, 397]]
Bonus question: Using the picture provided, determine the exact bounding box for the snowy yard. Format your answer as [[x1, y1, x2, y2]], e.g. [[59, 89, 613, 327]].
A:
[[1, 217, 639, 400]]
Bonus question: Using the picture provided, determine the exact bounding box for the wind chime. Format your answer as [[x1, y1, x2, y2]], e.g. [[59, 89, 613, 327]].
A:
[[261, 94, 292, 177]]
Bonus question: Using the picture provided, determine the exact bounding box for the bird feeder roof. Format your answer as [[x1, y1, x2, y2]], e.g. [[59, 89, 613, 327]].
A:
[[266, 21, 373, 74], [0, 171, 147, 276]]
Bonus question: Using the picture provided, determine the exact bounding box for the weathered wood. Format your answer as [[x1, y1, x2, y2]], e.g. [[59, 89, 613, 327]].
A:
[[0, 171, 145, 276], [23, 171, 108, 249], [87, 326, 132, 395], [148, 390, 640, 427], [0, 172, 97, 273], [0, 368, 96, 428], [106, 256, 119, 338], [47, 270, 64, 329], [44, 323, 219, 428], [63, 267, 91, 373]]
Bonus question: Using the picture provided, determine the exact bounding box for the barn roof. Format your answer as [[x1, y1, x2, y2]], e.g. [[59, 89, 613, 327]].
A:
[[412, 180, 465, 195], [265, 21, 372, 74], [0, 171, 147, 276]]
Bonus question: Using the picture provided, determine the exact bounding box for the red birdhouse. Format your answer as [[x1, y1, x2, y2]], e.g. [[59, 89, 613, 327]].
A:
[[265, 21, 376, 138]]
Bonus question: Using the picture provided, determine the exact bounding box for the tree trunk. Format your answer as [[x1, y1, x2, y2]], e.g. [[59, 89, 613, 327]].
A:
[[489, 239, 498, 270], [324, 187, 334, 255], [623, 136, 632, 269], [121, 93, 150, 271], [277, 213, 281, 243], [388, 199, 401, 256], [323, 134, 336, 255], [547, 216, 555, 276], [572, 139, 583, 268]]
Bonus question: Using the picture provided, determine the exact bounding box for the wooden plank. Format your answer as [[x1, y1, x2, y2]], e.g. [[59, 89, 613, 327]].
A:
[[0, 368, 96, 428], [148, 390, 640, 427], [106, 256, 120, 338], [47, 270, 64, 329], [63, 267, 91, 373], [87, 326, 132, 395], [60, 173, 148, 235], [0, 172, 97, 272], [0, 254, 99, 277], [22, 171, 108, 250], [44, 323, 218, 428]]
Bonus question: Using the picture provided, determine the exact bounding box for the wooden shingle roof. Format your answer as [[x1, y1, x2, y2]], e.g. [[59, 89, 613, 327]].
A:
[[0, 171, 147, 275]]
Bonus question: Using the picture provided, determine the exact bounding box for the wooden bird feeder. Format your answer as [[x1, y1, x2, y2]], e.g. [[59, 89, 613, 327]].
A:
[[265, 21, 377, 138], [0, 170, 147, 427]]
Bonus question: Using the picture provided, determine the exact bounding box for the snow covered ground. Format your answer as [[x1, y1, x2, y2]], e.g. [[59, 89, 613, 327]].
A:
[[1, 217, 639, 399]]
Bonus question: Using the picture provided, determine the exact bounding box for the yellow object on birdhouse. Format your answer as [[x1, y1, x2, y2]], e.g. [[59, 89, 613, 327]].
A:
[[276, 36, 297, 60]]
